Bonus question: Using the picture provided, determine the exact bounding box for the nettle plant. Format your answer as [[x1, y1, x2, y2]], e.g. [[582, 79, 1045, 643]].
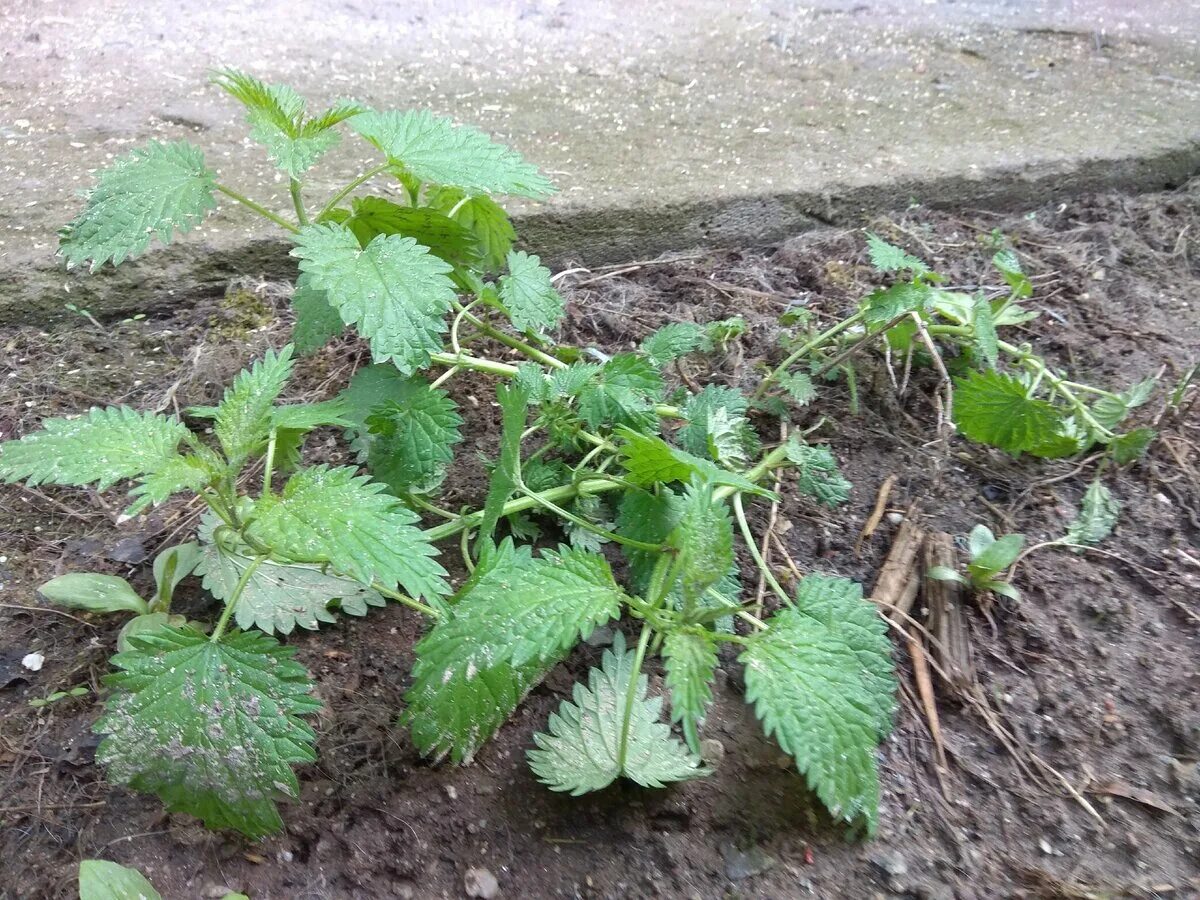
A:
[[1, 71, 896, 838]]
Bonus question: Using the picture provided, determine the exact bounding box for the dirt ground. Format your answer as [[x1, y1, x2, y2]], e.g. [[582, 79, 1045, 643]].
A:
[[1, 187, 1198, 899]]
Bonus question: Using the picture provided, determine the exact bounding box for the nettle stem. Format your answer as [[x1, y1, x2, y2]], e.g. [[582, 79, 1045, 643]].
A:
[[289, 179, 310, 226], [754, 309, 867, 401], [210, 554, 267, 642], [732, 493, 792, 607], [616, 623, 653, 772], [314, 162, 393, 222], [215, 184, 300, 234]]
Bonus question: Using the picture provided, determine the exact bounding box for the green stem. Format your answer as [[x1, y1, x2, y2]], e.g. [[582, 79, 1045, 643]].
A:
[[210, 555, 266, 642], [315, 163, 392, 222], [453, 301, 567, 370], [261, 428, 277, 496], [216, 184, 300, 234], [430, 351, 519, 378], [999, 340, 1113, 437], [754, 310, 867, 401], [732, 493, 792, 607], [423, 478, 621, 543], [289, 179, 310, 226], [518, 486, 663, 552], [616, 623, 653, 772], [372, 584, 444, 618]]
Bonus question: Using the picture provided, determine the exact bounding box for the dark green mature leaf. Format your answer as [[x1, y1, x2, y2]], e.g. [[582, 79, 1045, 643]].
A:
[[0, 406, 190, 493], [865, 233, 929, 275], [953, 369, 1067, 456], [677, 385, 757, 464], [669, 480, 734, 604], [78, 860, 163, 900], [640, 323, 711, 367], [337, 362, 409, 444], [60, 141, 217, 270], [291, 223, 457, 374], [126, 454, 215, 515], [335, 197, 480, 265], [1064, 480, 1119, 549], [663, 630, 719, 753], [427, 188, 516, 273], [741, 574, 896, 834], [351, 109, 554, 198], [96, 625, 320, 838], [498, 250, 564, 333], [478, 382, 530, 552], [616, 428, 771, 497], [291, 273, 345, 354], [575, 354, 664, 433], [364, 386, 463, 495], [247, 465, 448, 601], [214, 345, 295, 466], [784, 439, 852, 507], [404, 544, 624, 762], [528, 632, 705, 794], [863, 282, 931, 327]]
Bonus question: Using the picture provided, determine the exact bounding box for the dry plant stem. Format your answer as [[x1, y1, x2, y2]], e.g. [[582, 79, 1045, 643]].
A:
[[911, 312, 954, 435], [906, 628, 951, 788], [924, 532, 975, 695], [855, 473, 899, 557], [870, 517, 925, 615]]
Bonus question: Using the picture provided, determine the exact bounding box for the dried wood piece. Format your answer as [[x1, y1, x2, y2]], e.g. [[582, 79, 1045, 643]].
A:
[[870, 517, 924, 622], [854, 474, 898, 557], [924, 531, 975, 696]]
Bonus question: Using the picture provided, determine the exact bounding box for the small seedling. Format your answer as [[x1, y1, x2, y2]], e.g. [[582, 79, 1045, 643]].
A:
[[29, 685, 90, 709], [929, 524, 1024, 600]]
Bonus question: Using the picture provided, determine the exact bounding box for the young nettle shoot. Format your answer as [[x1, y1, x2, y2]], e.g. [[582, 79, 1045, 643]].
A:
[[929, 524, 1025, 600], [1, 69, 899, 840]]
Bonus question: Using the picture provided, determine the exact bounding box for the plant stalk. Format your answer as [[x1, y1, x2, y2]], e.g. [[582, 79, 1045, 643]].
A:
[[215, 184, 300, 234], [616, 623, 653, 773]]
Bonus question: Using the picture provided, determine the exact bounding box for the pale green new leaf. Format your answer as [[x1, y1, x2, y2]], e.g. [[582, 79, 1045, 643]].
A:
[[247, 465, 448, 600], [677, 385, 757, 464], [865, 233, 929, 275], [784, 439, 852, 507], [953, 369, 1067, 456], [351, 109, 554, 198], [1064, 480, 1119, 549], [740, 574, 896, 833], [96, 625, 320, 839], [427, 187, 515, 273], [498, 250, 564, 333], [640, 322, 710, 367], [971, 294, 999, 370], [1110, 427, 1156, 465], [291, 223, 457, 374], [478, 383, 529, 552], [528, 633, 706, 794], [214, 345, 295, 466], [992, 250, 1032, 298], [663, 630, 719, 753], [60, 140, 217, 270], [616, 428, 771, 497], [863, 282, 931, 327], [79, 860, 163, 900], [404, 544, 624, 762], [778, 370, 817, 406], [669, 480, 734, 604], [291, 272, 345, 354], [197, 541, 385, 634], [39, 573, 148, 615], [0, 406, 189, 492]]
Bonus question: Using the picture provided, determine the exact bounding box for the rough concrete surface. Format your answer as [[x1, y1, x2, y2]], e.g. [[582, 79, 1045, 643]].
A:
[[1, 0, 1198, 322]]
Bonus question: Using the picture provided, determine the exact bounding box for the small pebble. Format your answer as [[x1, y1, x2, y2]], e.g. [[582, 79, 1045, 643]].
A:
[[885, 512, 904, 525], [465, 866, 500, 898], [21, 652, 44, 672], [445, 784, 458, 801]]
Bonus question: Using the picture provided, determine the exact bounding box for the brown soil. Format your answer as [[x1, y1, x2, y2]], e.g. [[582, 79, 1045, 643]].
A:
[[2, 187, 1199, 900]]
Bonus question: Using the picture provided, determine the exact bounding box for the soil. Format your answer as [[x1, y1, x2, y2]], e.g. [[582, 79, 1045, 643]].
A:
[[2, 187, 1199, 900]]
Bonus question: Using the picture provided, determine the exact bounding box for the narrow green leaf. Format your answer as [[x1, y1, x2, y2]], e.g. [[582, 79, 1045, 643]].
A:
[[972, 294, 999, 369], [528, 632, 706, 794], [60, 140, 217, 270], [96, 625, 320, 839], [616, 428, 771, 497], [291, 223, 457, 374], [669, 480, 734, 604], [663, 630, 719, 753], [498, 250, 565, 333], [992, 250, 1032, 298], [478, 382, 529, 552], [740, 575, 896, 834]]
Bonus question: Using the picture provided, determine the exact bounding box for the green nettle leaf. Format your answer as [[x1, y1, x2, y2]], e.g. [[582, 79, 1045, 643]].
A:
[[351, 109, 554, 198], [334, 197, 480, 265], [95, 625, 320, 839], [669, 480, 735, 603], [404, 545, 624, 762], [427, 188, 515, 273], [247, 465, 449, 601], [38, 573, 149, 615], [778, 370, 817, 406], [214, 345, 295, 466], [575, 354, 664, 433], [79, 859, 163, 900], [740, 574, 896, 833], [550, 362, 603, 398], [478, 382, 530, 551], [60, 140, 217, 270], [677, 385, 757, 463], [1109, 427, 1156, 465], [1064, 480, 1120, 549], [126, 454, 215, 516], [291, 223, 457, 374], [865, 233, 929, 275], [197, 541, 385, 634], [784, 439, 852, 507], [616, 428, 771, 497], [211, 69, 361, 179], [337, 362, 410, 442], [0, 407, 190, 495], [992, 250, 1032, 298], [365, 389, 463, 496], [663, 630, 719, 753], [291, 273, 345, 355], [1091, 377, 1157, 431], [528, 632, 706, 794], [616, 486, 685, 579], [972, 294, 999, 369], [952, 369, 1068, 456], [497, 250, 565, 333], [640, 322, 711, 367], [863, 282, 931, 327]]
